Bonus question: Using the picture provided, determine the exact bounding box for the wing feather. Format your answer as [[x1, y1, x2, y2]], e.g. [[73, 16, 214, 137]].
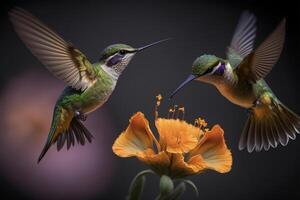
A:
[[9, 8, 97, 91], [227, 11, 257, 68], [236, 19, 286, 81], [251, 19, 285, 80]]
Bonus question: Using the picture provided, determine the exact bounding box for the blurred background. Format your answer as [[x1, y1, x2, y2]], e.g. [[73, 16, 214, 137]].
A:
[[0, 0, 299, 199]]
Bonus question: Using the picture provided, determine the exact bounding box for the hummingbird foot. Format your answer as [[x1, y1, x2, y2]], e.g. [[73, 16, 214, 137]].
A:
[[75, 111, 87, 121], [247, 99, 260, 114]]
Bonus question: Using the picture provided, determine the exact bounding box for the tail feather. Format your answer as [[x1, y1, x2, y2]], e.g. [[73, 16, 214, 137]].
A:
[[280, 104, 300, 134], [239, 114, 251, 150], [265, 117, 276, 148], [38, 117, 93, 163], [272, 112, 289, 146], [239, 102, 300, 152], [66, 130, 74, 150], [57, 118, 93, 149], [261, 120, 270, 150], [38, 107, 61, 163], [69, 129, 75, 146], [38, 141, 53, 163], [254, 120, 263, 151], [57, 133, 66, 151], [246, 115, 255, 152], [73, 119, 94, 143], [276, 106, 296, 140], [71, 119, 85, 145], [70, 124, 81, 144]]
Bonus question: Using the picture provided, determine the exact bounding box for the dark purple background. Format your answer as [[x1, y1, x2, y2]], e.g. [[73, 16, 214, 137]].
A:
[[0, 0, 299, 199]]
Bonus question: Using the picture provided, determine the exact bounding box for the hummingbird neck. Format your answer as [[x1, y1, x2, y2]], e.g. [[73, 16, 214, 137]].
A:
[[222, 62, 235, 84], [100, 63, 120, 81]]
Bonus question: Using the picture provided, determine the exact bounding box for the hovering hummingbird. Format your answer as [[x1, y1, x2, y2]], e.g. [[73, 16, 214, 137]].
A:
[[9, 8, 170, 162], [170, 11, 300, 152]]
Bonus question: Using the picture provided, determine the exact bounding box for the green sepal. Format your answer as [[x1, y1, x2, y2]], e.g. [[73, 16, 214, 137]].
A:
[[159, 175, 174, 197], [182, 180, 199, 197], [166, 182, 186, 200], [126, 169, 154, 200]]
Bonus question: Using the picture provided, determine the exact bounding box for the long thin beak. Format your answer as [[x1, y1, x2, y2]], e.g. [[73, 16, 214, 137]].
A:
[[135, 38, 172, 52], [169, 74, 197, 99]]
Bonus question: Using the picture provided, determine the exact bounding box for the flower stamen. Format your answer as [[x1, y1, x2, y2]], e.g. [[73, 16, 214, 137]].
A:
[[172, 105, 178, 118], [194, 118, 208, 130], [199, 118, 207, 129], [167, 108, 173, 119], [155, 94, 185, 120], [194, 119, 199, 127], [168, 105, 178, 119], [177, 107, 185, 120], [155, 94, 162, 120]]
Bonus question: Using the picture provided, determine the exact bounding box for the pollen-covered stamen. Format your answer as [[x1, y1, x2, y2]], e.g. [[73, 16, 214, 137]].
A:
[[177, 107, 185, 120], [167, 108, 174, 119], [194, 119, 199, 127], [172, 105, 178, 118], [175, 109, 179, 119], [194, 118, 207, 130], [155, 94, 162, 120], [168, 105, 178, 119], [199, 118, 207, 129]]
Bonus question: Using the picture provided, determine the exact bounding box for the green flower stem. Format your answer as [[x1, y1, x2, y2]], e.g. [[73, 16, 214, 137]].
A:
[[174, 179, 199, 197], [126, 169, 155, 200], [127, 171, 199, 200], [166, 182, 186, 200], [182, 180, 199, 197], [157, 176, 200, 200]]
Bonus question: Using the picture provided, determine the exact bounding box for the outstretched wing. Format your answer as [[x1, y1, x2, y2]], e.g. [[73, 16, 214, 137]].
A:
[[227, 11, 257, 68], [9, 8, 97, 91], [236, 19, 286, 82]]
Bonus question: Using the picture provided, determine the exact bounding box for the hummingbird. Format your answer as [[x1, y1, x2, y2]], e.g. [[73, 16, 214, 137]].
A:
[[9, 8, 170, 162], [170, 11, 300, 152]]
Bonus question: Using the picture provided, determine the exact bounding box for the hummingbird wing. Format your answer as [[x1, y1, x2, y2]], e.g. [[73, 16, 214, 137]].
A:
[[9, 8, 97, 91], [236, 19, 286, 82], [227, 11, 256, 68]]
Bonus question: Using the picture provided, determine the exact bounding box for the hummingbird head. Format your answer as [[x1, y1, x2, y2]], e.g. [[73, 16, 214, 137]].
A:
[[99, 39, 171, 77], [191, 54, 221, 76], [99, 44, 135, 76], [170, 54, 226, 98]]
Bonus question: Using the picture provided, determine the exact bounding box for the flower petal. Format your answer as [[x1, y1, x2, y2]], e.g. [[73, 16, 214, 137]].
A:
[[190, 125, 232, 173], [156, 118, 200, 154], [169, 154, 206, 178], [139, 150, 170, 175], [112, 112, 159, 157]]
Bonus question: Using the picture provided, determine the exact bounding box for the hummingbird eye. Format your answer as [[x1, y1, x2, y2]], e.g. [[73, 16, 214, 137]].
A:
[[203, 61, 222, 75], [119, 50, 126, 55], [203, 67, 214, 75]]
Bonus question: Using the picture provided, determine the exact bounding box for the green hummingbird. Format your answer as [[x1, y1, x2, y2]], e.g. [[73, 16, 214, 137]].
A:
[[9, 8, 170, 162], [170, 11, 300, 152]]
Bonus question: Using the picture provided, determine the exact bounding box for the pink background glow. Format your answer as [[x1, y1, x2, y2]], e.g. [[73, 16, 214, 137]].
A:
[[0, 71, 116, 200]]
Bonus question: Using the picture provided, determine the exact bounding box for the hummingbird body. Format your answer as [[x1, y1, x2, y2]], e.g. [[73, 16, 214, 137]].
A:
[[170, 12, 300, 152], [9, 8, 169, 162], [197, 60, 274, 109], [52, 63, 115, 133], [60, 63, 116, 115]]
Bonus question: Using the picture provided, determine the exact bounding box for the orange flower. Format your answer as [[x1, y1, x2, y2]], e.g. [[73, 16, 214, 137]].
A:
[[112, 95, 232, 178]]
